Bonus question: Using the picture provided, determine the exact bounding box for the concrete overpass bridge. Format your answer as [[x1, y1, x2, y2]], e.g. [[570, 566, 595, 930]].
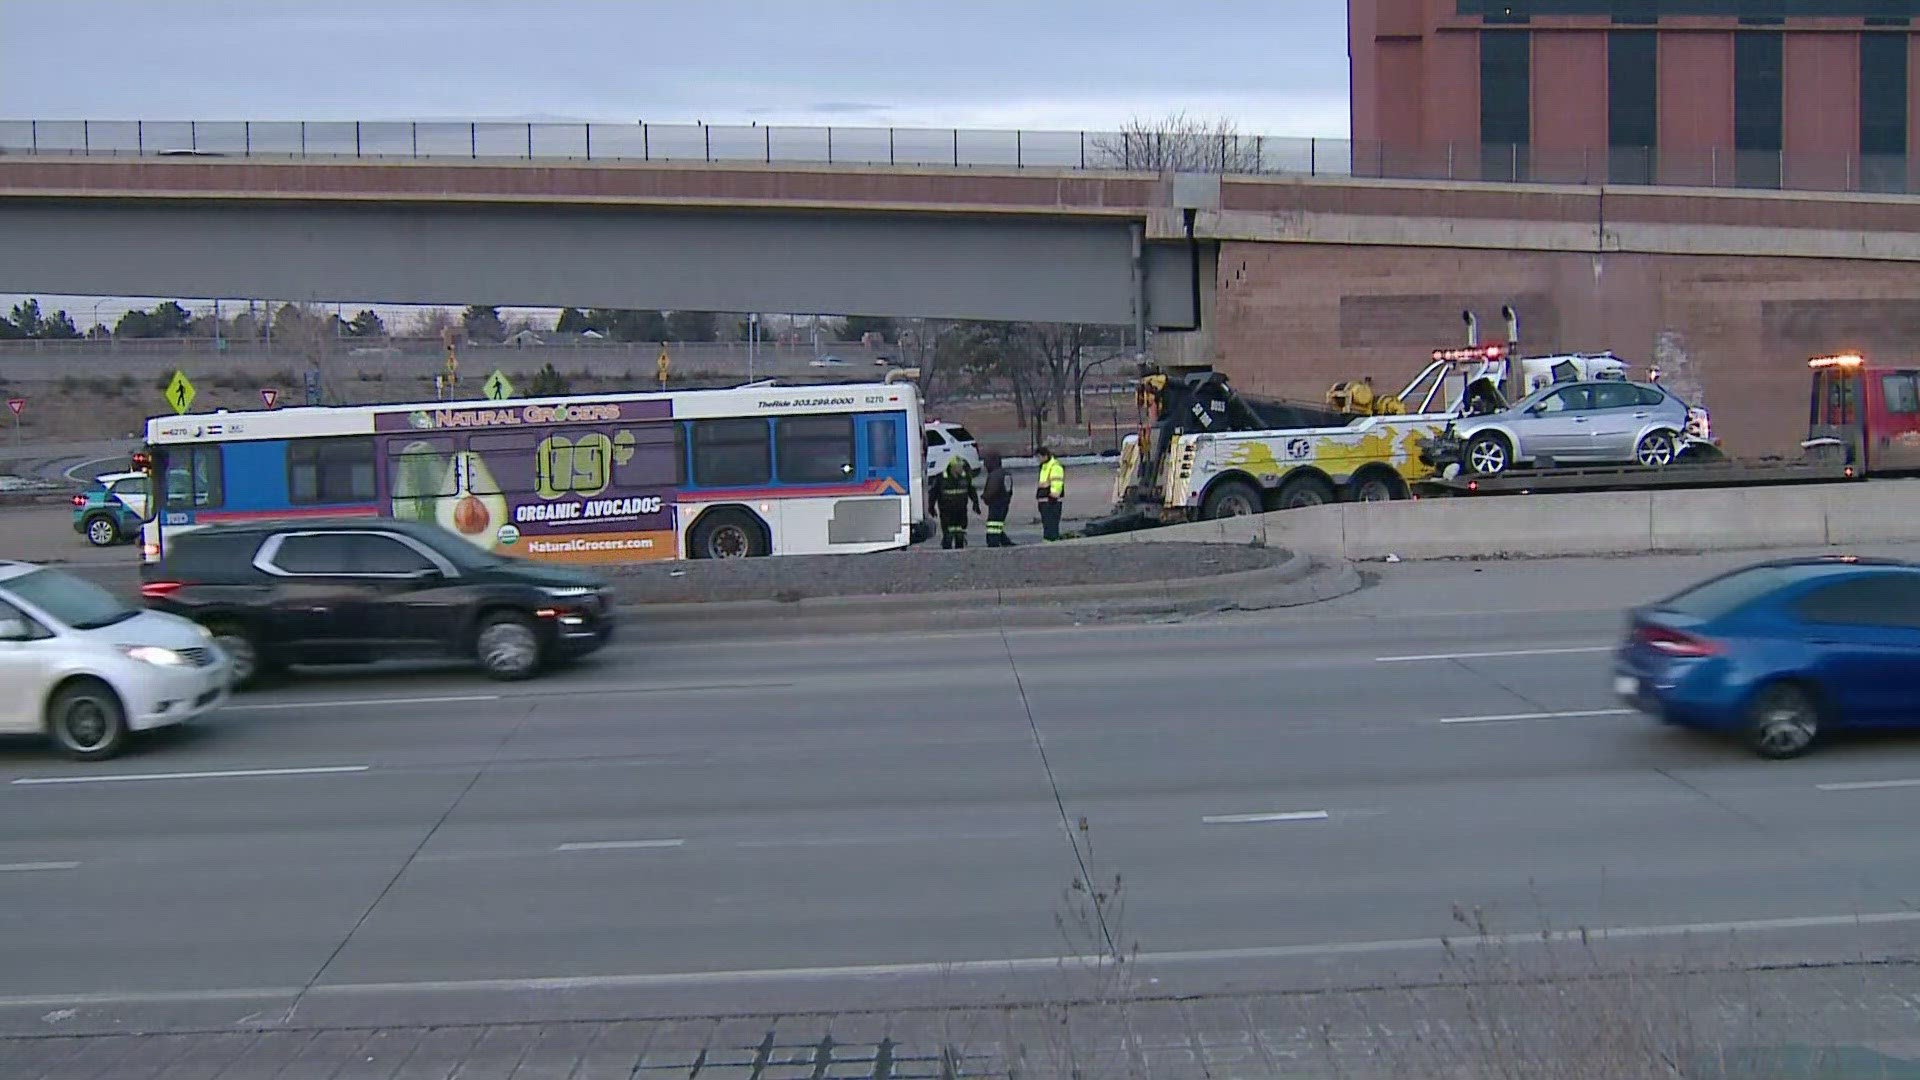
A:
[[7, 124, 1920, 450]]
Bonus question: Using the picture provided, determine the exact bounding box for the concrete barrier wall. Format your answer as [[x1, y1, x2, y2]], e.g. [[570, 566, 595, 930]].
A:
[[1085, 481, 1920, 560]]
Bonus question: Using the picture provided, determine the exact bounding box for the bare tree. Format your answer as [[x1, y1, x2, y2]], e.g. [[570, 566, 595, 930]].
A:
[[892, 319, 997, 409], [1090, 111, 1265, 173], [269, 302, 342, 403], [403, 306, 459, 339]]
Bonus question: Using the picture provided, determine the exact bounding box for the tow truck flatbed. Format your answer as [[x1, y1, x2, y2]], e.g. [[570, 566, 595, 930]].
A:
[[1418, 455, 1853, 496]]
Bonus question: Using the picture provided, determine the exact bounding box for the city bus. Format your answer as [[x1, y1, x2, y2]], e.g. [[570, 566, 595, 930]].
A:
[[138, 380, 927, 565]]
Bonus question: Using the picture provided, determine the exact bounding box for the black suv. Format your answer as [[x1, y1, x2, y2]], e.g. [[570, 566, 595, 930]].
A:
[[139, 519, 614, 686]]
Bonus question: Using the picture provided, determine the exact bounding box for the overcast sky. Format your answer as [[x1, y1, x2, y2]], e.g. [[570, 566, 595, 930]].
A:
[[1, 1, 1349, 135], [0, 1, 1349, 322]]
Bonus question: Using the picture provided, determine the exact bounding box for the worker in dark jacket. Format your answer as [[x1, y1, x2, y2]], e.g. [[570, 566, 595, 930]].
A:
[[928, 455, 983, 549], [981, 451, 1014, 547]]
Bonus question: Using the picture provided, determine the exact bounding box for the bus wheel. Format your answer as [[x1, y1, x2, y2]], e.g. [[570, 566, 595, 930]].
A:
[[1200, 480, 1263, 519], [1276, 474, 1335, 510], [691, 509, 768, 559]]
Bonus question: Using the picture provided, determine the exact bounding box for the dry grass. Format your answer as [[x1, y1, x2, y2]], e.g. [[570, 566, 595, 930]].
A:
[[923, 836, 1878, 1079]]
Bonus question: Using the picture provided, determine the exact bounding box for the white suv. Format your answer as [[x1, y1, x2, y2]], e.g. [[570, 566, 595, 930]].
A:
[[924, 421, 984, 477], [0, 562, 231, 760]]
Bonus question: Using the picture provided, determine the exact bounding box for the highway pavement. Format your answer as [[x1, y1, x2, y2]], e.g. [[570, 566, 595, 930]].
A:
[[2, 544, 1920, 1050]]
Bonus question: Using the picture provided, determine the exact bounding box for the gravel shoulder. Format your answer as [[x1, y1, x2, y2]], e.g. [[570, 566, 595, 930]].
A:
[[607, 541, 1285, 605]]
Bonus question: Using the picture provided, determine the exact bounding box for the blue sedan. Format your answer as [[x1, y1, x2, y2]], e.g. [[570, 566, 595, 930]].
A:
[[1614, 557, 1920, 758]]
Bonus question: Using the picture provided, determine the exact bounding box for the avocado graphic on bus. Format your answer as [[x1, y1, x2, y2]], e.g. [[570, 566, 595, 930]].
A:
[[389, 441, 447, 523], [434, 451, 512, 550]]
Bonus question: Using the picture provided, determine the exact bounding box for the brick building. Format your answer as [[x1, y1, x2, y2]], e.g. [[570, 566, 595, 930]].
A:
[[1350, 1, 1920, 189]]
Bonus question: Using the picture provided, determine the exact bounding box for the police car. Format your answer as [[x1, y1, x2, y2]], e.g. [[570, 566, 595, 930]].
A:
[[924, 421, 984, 477]]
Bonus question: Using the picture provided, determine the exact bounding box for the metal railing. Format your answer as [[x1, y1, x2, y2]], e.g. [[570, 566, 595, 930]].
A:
[[0, 119, 1353, 175], [2, 120, 1917, 195]]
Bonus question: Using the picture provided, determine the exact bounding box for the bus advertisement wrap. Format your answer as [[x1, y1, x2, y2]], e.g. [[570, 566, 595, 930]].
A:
[[379, 400, 681, 564]]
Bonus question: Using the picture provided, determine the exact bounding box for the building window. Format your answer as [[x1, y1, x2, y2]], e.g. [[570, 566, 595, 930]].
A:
[[1734, 30, 1783, 189], [287, 437, 377, 505], [1861, 32, 1909, 192], [1457, 2, 1910, 15], [1608, 30, 1658, 183], [1480, 30, 1531, 181]]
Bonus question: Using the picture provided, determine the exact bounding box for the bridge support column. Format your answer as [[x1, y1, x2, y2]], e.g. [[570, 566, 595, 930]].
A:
[[1142, 174, 1221, 368]]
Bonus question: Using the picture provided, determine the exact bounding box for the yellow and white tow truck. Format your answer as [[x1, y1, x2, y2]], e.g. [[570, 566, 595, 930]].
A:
[[1100, 309, 1631, 526]]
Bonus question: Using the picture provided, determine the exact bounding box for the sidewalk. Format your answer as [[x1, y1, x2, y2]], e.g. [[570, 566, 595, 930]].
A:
[[3, 960, 1917, 1078]]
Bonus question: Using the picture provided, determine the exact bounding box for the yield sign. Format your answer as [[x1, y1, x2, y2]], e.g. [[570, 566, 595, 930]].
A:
[[5, 398, 21, 417], [260, 388, 279, 408]]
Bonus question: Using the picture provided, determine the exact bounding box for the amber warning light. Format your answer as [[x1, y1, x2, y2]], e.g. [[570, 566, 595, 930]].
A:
[[1809, 354, 1865, 369], [1433, 344, 1506, 362]]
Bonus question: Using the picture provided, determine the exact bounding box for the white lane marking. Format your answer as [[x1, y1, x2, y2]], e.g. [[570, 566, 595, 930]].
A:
[[554, 839, 686, 852], [2, 908, 1917, 1009], [1202, 810, 1330, 824], [63, 455, 131, 483], [12, 765, 369, 786], [1376, 646, 1612, 663], [0, 862, 78, 872], [1437, 708, 1635, 725], [1816, 778, 1920, 792], [231, 694, 501, 712]]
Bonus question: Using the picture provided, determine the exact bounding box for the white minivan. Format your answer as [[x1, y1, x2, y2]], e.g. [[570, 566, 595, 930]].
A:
[[0, 561, 231, 760]]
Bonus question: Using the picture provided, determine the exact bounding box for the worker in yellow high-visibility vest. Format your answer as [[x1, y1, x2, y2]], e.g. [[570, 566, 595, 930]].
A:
[[1035, 446, 1066, 541]]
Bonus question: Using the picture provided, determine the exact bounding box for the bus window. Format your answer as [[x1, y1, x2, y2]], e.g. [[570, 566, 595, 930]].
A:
[[163, 446, 224, 510], [388, 436, 457, 523], [776, 416, 855, 483], [692, 419, 771, 487], [288, 437, 377, 504], [615, 422, 683, 487], [469, 431, 537, 495], [866, 418, 899, 469]]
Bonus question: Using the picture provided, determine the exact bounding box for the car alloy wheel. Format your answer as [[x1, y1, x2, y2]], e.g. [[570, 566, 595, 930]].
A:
[[216, 632, 257, 687], [1466, 436, 1508, 475], [1637, 431, 1678, 467], [47, 683, 127, 761], [478, 619, 541, 679], [62, 699, 111, 749], [86, 517, 119, 546], [1748, 684, 1820, 759]]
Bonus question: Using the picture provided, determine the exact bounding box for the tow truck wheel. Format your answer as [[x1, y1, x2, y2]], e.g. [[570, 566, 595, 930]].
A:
[[1464, 432, 1511, 475], [1350, 472, 1403, 503], [1636, 430, 1679, 467], [1276, 474, 1335, 510], [1201, 480, 1264, 519]]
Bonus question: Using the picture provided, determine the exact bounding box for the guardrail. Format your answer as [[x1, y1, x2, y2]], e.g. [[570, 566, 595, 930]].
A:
[[0, 119, 1353, 175], [5, 120, 1915, 195]]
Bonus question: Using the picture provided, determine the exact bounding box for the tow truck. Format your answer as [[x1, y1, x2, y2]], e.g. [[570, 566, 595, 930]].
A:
[[1096, 308, 1631, 528], [1417, 351, 1920, 496]]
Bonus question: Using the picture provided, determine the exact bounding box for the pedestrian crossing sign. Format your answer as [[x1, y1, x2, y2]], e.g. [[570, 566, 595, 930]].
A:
[[164, 371, 196, 415]]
